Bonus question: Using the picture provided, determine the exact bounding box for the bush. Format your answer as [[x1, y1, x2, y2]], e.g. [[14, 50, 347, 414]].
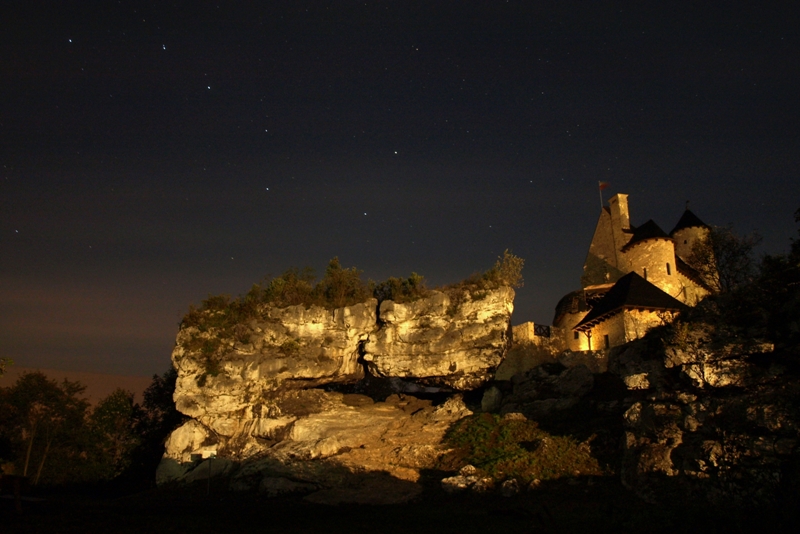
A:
[[441, 413, 602, 483], [485, 249, 525, 289], [372, 272, 429, 304], [439, 250, 524, 307]]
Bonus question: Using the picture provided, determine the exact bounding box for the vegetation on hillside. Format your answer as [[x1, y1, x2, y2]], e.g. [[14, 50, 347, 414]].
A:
[[687, 225, 762, 294], [179, 251, 522, 347], [440, 413, 602, 483], [675, 211, 800, 350], [183, 250, 523, 326]]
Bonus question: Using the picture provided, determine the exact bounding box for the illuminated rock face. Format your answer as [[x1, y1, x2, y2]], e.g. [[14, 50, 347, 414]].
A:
[[170, 300, 379, 420], [364, 287, 515, 390], [159, 287, 512, 494]]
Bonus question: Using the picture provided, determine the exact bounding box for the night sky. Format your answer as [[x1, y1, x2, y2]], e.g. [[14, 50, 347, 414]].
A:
[[2, 2, 798, 377]]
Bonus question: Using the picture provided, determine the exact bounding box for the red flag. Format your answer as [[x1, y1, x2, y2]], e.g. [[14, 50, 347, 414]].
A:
[[598, 181, 610, 191]]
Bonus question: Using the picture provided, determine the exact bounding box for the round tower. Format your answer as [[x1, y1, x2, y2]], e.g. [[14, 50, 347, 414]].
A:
[[670, 209, 711, 261], [620, 219, 681, 298]]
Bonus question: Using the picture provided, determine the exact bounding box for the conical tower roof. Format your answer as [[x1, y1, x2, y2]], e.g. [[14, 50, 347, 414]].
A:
[[621, 219, 671, 251], [574, 272, 686, 331], [670, 209, 709, 235]]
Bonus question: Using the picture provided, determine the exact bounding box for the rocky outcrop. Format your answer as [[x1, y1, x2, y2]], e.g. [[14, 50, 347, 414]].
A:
[[158, 390, 473, 503], [610, 325, 799, 505], [171, 300, 378, 420], [158, 287, 513, 501], [364, 287, 515, 389], [496, 363, 596, 420], [479, 319, 799, 506]]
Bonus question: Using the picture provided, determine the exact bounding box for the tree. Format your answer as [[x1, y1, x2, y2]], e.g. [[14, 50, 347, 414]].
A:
[[0, 372, 89, 485], [687, 226, 761, 294], [0, 357, 12, 377], [88, 389, 140, 480], [315, 257, 370, 308], [480, 249, 524, 289], [752, 208, 800, 346], [114, 368, 186, 489]]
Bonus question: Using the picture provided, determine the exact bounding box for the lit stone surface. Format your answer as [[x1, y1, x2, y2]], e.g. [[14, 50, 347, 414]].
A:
[[364, 287, 514, 389], [158, 288, 507, 497]]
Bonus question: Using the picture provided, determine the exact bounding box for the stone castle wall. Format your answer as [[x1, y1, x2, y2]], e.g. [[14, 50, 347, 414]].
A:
[[495, 322, 566, 380]]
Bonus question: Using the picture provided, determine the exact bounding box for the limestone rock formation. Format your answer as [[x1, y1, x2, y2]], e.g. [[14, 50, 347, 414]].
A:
[[613, 327, 799, 505], [480, 316, 799, 506], [364, 287, 515, 389], [158, 390, 473, 503], [494, 363, 597, 421], [171, 300, 378, 420], [158, 287, 512, 501]]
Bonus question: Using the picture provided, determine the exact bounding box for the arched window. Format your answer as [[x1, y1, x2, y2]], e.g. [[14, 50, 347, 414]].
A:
[[666, 263, 671, 275]]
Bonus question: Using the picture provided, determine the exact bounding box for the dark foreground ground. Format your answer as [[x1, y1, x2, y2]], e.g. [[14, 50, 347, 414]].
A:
[[3, 476, 798, 534]]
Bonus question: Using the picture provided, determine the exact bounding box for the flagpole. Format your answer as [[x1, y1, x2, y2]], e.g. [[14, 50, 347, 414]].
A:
[[599, 183, 603, 209], [598, 181, 609, 209]]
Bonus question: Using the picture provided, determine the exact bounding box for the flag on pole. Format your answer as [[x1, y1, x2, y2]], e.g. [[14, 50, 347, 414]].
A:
[[598, 181, 610, 209]]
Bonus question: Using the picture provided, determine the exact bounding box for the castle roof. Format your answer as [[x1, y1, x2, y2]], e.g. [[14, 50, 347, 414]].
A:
[[670, 209, 710, 235], [553, 289, 590, 325], [552, 285, 611, 325], [573, 272, 686, 331], [621, 219, 671, 251]]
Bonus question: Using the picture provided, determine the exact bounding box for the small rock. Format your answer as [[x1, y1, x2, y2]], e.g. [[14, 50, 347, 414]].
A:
[[501, 478, 520, 497], [481, 386, 503, 412], [623, 373, 650, 390], [471, 477, 494, 493], [459, 464, 478, 476], [442, 475, 478, 493]]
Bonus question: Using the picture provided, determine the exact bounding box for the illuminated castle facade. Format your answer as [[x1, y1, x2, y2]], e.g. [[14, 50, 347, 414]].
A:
[[553, 193, 714, 351]]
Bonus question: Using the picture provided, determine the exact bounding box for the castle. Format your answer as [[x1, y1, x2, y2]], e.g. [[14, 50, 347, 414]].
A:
[[552, 193, 714, 351]]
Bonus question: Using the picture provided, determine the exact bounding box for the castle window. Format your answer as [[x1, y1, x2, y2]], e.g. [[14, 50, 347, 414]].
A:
[[643, 268, 648, 280], [666, 263, 671, 275], [574, 331, 579, 340], [684, 240, 687, 244], [604, 334, 610, 349]]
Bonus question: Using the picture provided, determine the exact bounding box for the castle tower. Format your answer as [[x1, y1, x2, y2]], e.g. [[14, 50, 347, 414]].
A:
[[555, 193, 714, 354], [670, 208, 711, 261], [608, 193, 632, 256], [619, 220, 681, 298]]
